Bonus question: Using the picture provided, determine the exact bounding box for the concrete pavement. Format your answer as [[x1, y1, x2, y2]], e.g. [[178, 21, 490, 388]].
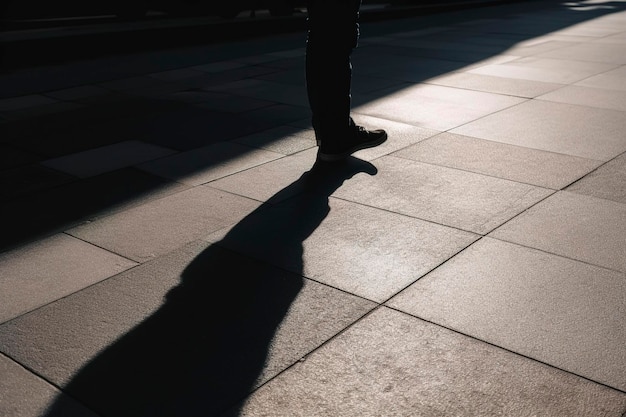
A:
[[1, 0, 626, 415]]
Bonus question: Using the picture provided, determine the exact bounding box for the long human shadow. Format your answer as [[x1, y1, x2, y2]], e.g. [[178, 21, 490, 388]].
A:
[[42, 157, 377, 417]]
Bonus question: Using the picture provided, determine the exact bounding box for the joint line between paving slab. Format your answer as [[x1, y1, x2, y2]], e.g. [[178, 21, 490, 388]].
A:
[[383, 305, 626, 396], [564, 149, 626, 192], [0, 350, 103, 417]]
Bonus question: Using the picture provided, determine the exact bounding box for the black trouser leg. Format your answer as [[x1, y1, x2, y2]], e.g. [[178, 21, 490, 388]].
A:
[[305, 0, 361, 150]]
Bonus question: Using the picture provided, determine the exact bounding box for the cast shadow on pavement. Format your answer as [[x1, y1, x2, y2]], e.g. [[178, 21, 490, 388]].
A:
[[42, 157, 378, 417]]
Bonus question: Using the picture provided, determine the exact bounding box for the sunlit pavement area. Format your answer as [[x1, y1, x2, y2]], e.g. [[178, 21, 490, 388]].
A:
[[1, 0, 626, 416]]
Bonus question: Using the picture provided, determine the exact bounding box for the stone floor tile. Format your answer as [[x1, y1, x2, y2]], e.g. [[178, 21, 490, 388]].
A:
[[41, 140, 177, 178], [191, 93, 275, 114], [44, 85, 113, 101], [468, 56, 618, 84], [393, 132, 602, 189], [537, 85, 626, 112], [121, 103, 309, 151], [0, 95, 58, 112], [209, 148, 319, 203], [137, 141, 283, 186], [204, 78, 309, 107], [208, 193, 478, 302], [451, 100, 626, 161], [354, 83, 525, 131], [489, 191, 626, 272], [505, 39, 582, 57], [0, 241, 376, 417], [0, 102, 85, 122], [0, 353, 98, 417], [0, 164, 74, 202], [332, 156, 552, 234], [387, 238, 626, 391], [234, 307, 626, 417], [576, 65, 626, 91], [0, 234, 137, 324], [66, 185, 261, 262], [566, 153, 626, 204], [0, 146, 39, 171], [190, 61, 248, 73], [147, 68, 207, 81], [353, 53, 470, 83], [538, 41, 626, 64], [0, 168, 189, 253], [233, 125, 316, 155], [97, 76, 176, 92], [426, 71, 563, 98]]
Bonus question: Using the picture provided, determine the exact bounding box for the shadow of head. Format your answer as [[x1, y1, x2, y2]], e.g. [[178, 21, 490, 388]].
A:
[[43, 157, 377, 417]]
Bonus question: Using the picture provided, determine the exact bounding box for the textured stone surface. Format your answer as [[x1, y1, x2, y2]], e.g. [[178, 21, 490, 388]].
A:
[[490, 191, 626, 273], [566, 153, 626, 204], [393, 132, 601, 189], [67, 185, 261, 262], [332, 156, 553, 234], [137, 141, 283, 186], [0, 234, 137, 324], [0, 354, 98, 417], [452, 100, 626, 161], [427, 71, 563, 98], [41, 140, 176, 178], [0, 241, 376, 417], [208, 194, 478, 302], [388, 238, 626, 391], [354, 83, 524, 131], [234, 307, 626, 417]]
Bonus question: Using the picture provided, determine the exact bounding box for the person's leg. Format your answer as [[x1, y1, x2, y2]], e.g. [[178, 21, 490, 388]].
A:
[[305, 0, 359, 145], [305, 0, 387, 161]]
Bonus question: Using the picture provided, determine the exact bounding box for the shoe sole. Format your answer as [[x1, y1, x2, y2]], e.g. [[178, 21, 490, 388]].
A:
[[317, 132, 388, 162]]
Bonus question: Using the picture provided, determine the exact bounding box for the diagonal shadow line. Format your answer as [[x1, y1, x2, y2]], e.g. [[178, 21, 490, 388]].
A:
[[1, 0, 625, 254], [39, 157, 378, 417]]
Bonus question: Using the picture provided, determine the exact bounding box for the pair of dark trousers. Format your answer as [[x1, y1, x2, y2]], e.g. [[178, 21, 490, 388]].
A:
[[305, 0, 362, 150]]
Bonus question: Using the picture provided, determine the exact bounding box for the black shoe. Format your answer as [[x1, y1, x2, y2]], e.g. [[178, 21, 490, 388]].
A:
[[317, 126, 388, 162]]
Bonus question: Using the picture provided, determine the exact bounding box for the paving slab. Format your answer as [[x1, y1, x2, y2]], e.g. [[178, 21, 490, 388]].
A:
[[392, 132, 602, 189], [0, 165, 74, 203], [537, 84, 626, 112], [66, 185, 261, 262], [489, 191, 626, 273], [233, 307, 626, 417], [43, 85, 115, 102], [203, 78, 309, 107], [426, 71, 564, 98], [537, 41, 626, 64], [566, 152, 626, 204], [468, 56, 618, 84], [41, 140, 177, 178], [576, 65, 626, 91], [0, 234, 137, 324], [209, 148, 319, 203], [137, 141, 284, 186], [0, 95, 59, 112], [233, 125, 316, 155], [0, 168, 189, 253], [387, 238, 626, 392], [332, 155, 553, 234], [0, 354, 98, 417], [208, 190, 478, 302], [354, 83, 525, 131], [0, 241, 376, 417], [451, 100, 626, 161]]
